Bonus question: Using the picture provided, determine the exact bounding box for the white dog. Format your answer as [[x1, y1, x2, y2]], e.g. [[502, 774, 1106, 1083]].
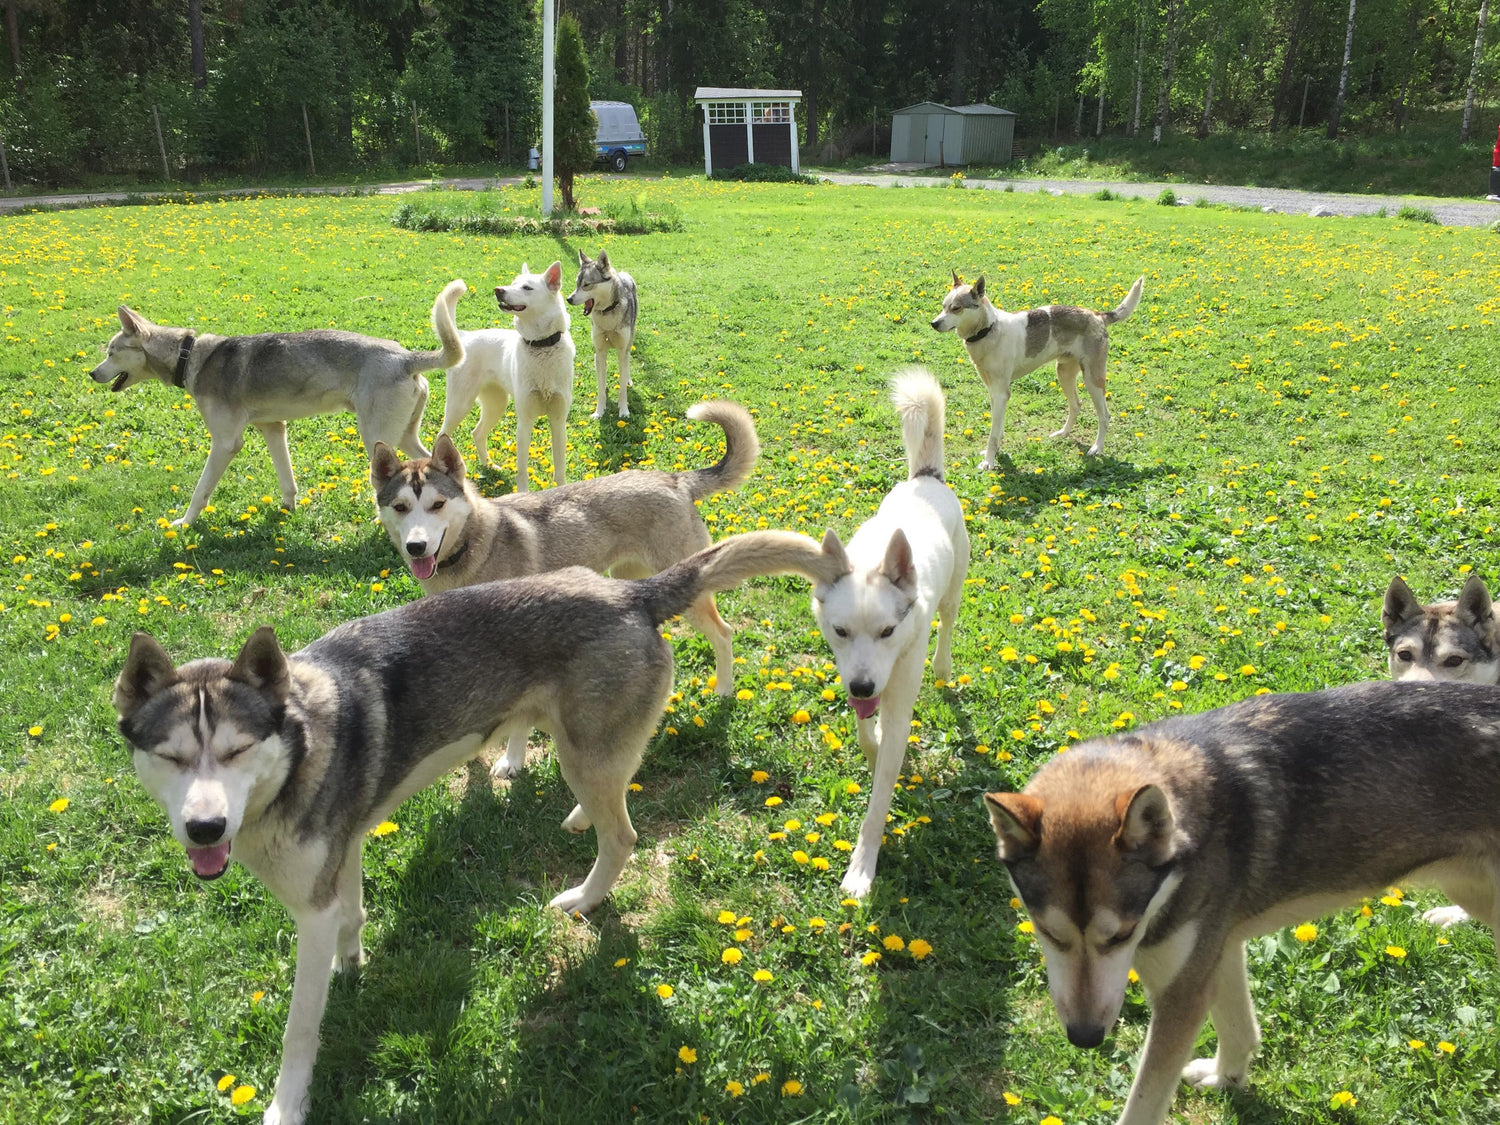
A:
[[930, 272, 1143, 464], [811, 369, 970, 897], [439, 262, 575, 491]]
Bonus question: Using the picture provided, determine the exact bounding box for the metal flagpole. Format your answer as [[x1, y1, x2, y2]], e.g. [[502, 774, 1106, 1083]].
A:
[[542, 0, 554, 216]]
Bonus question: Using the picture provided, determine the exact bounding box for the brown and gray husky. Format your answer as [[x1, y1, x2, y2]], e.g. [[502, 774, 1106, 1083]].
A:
[[566, 248, 638, 419], [985, 680, 1500, 1125], [930, 272, 1143, 464], [114, 528, 842, 1125]]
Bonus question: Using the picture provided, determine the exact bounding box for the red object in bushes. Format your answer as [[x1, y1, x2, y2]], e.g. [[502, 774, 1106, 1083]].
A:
[[1493, 125, 1500, 167]]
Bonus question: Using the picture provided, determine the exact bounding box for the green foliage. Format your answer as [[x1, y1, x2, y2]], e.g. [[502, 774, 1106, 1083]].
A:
[[710, 163, 819, 184], [1397, 205, 1440, 224], [390, 189, 683, 234], [553, 14, 596, 213], [1155, 187, 1178, 206]]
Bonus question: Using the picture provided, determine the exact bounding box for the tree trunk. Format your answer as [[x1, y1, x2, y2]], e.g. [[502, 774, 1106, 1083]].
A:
[[1461, 0, 1491, 142], [1271, 0, 1314, 131], [5, 1, 20, 92], [950, 0, 970, 104], [1198, 63, 1216, 138], [1096, 82, 1105, 137], [189, 0, 206, 90], [1131, 15, 1145, 135], [1151, 0, 1180, 144], [1326, 0, 1357, 139], [1075, 90, 1084, 134], [1395, 0, 1421, 130], [804, 0, 822, 147]]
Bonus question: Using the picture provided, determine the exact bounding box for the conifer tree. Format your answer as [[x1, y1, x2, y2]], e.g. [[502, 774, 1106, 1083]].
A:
[[553, 13, 595, 212]]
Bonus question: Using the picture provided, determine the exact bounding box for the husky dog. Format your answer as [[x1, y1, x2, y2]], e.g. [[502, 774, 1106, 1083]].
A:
[[1382, 572, 1500, 927], [930, 272, 1143, 464], [371, 400, 759, 777], [984, 681, 1500, 1125], [566, 248, 638, 419], [810, 369, 970, 898], [113, 529, 842, 1125], [438, 263, 575, 491], [90, 280, 466, 525]]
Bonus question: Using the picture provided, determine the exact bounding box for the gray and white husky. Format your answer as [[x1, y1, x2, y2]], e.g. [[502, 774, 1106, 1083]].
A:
[[810, 369, 970, 898], [371, 400, 760, 778], [90, 280, 466, 525], [438, 263, 575, 491], [566, 248, 638, 419], [985, 681, 1500, 1125], [930, 272, 1143, 464], [1382, 572, 1500, 927], [113, 529, 842, 1125]]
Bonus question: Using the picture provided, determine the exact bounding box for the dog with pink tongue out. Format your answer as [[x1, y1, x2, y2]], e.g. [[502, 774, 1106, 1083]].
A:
[[811, 369, 970, 898]]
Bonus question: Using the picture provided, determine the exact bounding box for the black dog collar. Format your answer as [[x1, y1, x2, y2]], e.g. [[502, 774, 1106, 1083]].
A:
[[523, 331, 564, 349], [962, 324, 993, 345], [172, 335, 196, 387], [436, 540, 469, 572], [596, 297, 620, 316]]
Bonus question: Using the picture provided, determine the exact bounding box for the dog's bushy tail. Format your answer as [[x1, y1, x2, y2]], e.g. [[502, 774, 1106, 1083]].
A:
[[891, 368, 947, 481], [404, 279, 468, 376], [1100, 275, 1145, 326], [638, 531, 844, 624], [683, 401, 760, 500]]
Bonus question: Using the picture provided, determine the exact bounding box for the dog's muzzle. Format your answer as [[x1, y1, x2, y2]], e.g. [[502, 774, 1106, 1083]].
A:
[[495, 288, 526, 314], [185, 816, 232, 880], [1066, 1023, 1107, 1050]]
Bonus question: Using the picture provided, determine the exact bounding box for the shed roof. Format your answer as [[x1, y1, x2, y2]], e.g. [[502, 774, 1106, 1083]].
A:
[[893, 100, 1015, 116], [695, 87, 802, 101], [952, 103, 1016, 116]]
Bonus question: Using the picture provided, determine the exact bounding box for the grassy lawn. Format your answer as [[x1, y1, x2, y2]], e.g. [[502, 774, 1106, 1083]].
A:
[[2, 176, 1498, 1124]]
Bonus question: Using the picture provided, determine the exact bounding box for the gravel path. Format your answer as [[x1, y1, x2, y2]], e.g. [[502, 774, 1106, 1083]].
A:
[[3, 170, 1496, 227], [818, 170, 1500, 228]]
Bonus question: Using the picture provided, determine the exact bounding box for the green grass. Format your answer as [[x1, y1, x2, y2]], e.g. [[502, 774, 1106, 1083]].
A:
[[391, 186, 685, 235], [2, 176, 1499, 1124]]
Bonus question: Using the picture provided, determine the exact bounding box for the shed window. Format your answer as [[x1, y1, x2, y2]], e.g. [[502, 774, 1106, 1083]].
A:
[[752, 102, 791, 124], [706, 103, 746, 125]]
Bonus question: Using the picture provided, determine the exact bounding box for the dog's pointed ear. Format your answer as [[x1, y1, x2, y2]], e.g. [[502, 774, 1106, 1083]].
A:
[[973, 275, 986, 300], [578, 249, 589, 266], [985, 792, 1041, 859], [370, 442, 401, 488], [813, 528, 852, 596], [1456, 573, 1493, 629], [543, 261, 563, 291], [521, 261, 530, 275], [881, 529, 916, 594], [951, 269, 963, 288], [113, 632, 178, 719], [430, 432, 465, 481], [118, 305, 149, 335], [228, 625, 289, 701], [597, 247, 610, 269], [1114, 784, 1176, 864], [1382, 575, 1423, 631]]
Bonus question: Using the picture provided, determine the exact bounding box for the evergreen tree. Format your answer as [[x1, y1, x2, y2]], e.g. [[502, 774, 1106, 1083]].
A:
[[553, 13, 595, 212]]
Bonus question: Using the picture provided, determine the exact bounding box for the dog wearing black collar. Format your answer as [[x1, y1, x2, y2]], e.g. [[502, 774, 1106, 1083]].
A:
[[567, 248, 639, 420], [436, 262, 576, 493], [930, 271, 1143, 464]]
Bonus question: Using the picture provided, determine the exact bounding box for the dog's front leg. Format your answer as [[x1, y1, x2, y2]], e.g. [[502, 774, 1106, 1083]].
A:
[[263, 903, 341, 1125], [334, 838, 366, 972], [256, 421, 299, 513], [1115, 957, 1217, 1125], [841, 655, 922, 898], [1181, 939, 1260, 1090], [616, 344, 631, 418], [981, 385, 1009, 472], [176, 427, 246, 525], [513, 399, 537, 492]]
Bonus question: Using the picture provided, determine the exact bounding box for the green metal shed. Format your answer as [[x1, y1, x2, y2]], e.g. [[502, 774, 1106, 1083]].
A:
[[889, 102, 1015, 166]]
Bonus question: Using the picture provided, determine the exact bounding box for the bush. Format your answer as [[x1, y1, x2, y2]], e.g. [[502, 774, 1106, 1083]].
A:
[[710, 163, 819, 184], [1396, 205, 1438, 224], [1156, 188, 1178, 206]]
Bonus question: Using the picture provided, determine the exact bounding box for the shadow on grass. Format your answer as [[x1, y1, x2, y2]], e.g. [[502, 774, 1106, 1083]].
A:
[[979, 454, 1178, 524]]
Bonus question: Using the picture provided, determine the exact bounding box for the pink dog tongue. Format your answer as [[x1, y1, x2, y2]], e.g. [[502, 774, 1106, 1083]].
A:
[[188, 843, 230, 879], [850, 695, 880, 720], [411, 555, 437, 580], [584, 297, 596, 314]]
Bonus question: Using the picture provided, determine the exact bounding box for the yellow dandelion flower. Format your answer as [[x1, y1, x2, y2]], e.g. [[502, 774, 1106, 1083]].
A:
[[909, 938, 933, 960], [753, 969, 774, 983], [883, 934, 905, 952], [1329, 1090, 1356, 1109], [791, 709, 811, 724], [217, 1075, 236, 1092], [1385, 945, 1407, 960], [48, 797, 69, 813], [860, 950, 881, 966], [725, 1080, 744, 1097], [678, 1046, 697, 1064], [781, 1079, 803, 1097], [717, 909, 737, 924], [366, 820, 398, 837], [721, 947, 743, 965], [1438, 1041, 1456, 1054], [656, 984, 673, 999], [1408, 1039, 1425, 1050], [230, 1085, 255, 1106], [1294, 923, 1318, 942], [1002, 1090, 1021, 1106], [765, 795, 783, 807]]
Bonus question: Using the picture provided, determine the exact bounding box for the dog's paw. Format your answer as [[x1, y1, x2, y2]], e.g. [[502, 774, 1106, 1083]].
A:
[[1050, 426, 1072, 439], [1422, 904, 1472, 928], [548, 885, 601, 916], [619, 406, 630, 419], [1086, 443, 1104, 457], [170, 515, 193, 528], [561, 804, 592, 833], [489, 757, 522, 781], [334, 946, 365, 973], [839, 867, 874, 900], [262, 1092, 307, 1125], [590, 407, 606, 420], [978, 457, 995, 472], [1182, 1057, 1246, 1090]]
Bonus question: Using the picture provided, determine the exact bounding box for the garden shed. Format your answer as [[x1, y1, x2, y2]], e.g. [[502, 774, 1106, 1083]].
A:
[[889, 102, 1015, 166], [693, 87, 802, 176]]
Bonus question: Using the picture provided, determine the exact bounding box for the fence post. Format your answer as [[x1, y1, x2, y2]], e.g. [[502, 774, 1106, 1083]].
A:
[[1298, 76, 1310, 129], [0, 131, 11, 195], [302, 102, 317, 176], [152, 105, 171, 183]]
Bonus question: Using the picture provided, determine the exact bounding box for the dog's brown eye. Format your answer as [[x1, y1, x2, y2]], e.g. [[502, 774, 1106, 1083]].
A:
[[392, 502, 409, 514], [834, 627, 849, 639], [1103, 925, 1137, 950], [429, 499, 445, 511], [1396, 650, 1413, 662], [1443, 654, 1464, 667], [880, 626, 896, 639]]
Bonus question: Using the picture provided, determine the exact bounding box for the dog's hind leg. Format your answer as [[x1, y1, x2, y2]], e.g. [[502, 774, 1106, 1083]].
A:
[[513, 397, 540, 492], [263, 902, 341, 1125], [684, 594, 735, 695], [547, 399, 568, 485], [470, 386, 509, 469], [256, 421, 299, 513], [841, 653, 923, 898], [933, 529, 969, 684], [334, 836, 366, 971], [617, 345, 631, 418], [400, 374, 432, 459], [490, 730, 531, 781], [1082, 342, 1109, 456], [1053, 357, 1082, 442], [1433, 860, 1498, 934], [177, 425, 246, 526], [1181, 939, 1260, 1090], [548, 741, 640, 916], [591, 338, 610, 419]]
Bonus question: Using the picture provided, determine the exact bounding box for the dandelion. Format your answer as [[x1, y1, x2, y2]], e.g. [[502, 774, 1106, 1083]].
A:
[[1408, 1039, 1425, 1050], [656, 984, 674, 999], [752, 1071, 771, 1085], [909, 938, 933, 960], [1002, 1090, 1021, 1106], [791, 709, 811, 724], [366, 821, 398, 837], [1329, 1090, 1356, 1109], [781, 1079, 803, 1097], [1385, 945, 1407, 960], [28, 725, 43, 737], [230, 1086, 256, 1106], [725, 1080, 744, 1097], [845, 781, 860, 795], [1293, 923, 1318, 942], [750, 769, 768, 783], [792, 850, 809, 864], [1017, 919, 1034, 935], [736, 689, 754, 702], [1438, 1041, 1456, 1054], [883, 934, 905, 952], [613, 958, 628, 968], [1041, 1116, 1064, 1125], [721, 947, 743, 965], [48, 797, 69, 813], [678, 1046, 697, 1064], [860, 950, 881, 966], [764, 796, 782, 807], [717, 909, 737, 924], [217, 1075, 236, 1092]]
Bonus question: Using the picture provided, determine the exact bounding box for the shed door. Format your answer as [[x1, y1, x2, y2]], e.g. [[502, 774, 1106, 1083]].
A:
[[891, 115, 911, 161], [923, 117, 943, 163], [945, 115, 964, 164]]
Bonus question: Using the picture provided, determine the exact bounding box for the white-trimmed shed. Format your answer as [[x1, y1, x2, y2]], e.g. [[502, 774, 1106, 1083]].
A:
[[890, 102, 1015, 165], [693, 87, 802, 176]]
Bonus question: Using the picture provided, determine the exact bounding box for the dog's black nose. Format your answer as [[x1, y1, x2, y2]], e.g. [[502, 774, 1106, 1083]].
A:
[[186, 816, 227, 845], [406, 540, 427, 558], [849, 678, 876, 698], [1066, 1023, 1107, 1050], [930, 318, 942, 330]]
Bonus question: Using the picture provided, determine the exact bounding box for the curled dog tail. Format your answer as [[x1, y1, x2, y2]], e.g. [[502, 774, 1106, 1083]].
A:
[[683, 400, 760, 501], [1100, 274, 1144, 326], [404, 278, 468, 376], [891, 367, 947, 482], [638, 531, 844, 625]]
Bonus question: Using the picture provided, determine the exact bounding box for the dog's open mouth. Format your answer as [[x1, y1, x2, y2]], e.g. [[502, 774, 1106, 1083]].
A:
[[109, 371, 130, 392], [187, 842, 231, 880], [410, 554, 437, 580], [849, 694, 881, 720], [495, 289, 526, 314], [583, 297, 596, 315]]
